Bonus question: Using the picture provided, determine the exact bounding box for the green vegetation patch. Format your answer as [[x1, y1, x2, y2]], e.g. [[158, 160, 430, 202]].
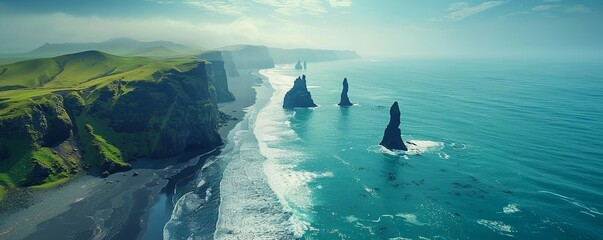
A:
[[0, 138, 34, 187], [0, 185, 5, 201], [80, 123, 131, 173]]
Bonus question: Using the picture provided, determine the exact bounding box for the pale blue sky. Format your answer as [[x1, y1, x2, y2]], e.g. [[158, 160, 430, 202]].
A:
[[0, 0, 601, 58]]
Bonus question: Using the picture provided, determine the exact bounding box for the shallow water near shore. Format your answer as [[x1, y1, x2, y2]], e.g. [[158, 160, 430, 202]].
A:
[[167, 59, 603, 239]]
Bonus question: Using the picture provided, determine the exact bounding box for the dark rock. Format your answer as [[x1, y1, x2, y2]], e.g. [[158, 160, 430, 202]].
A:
[[206, 60, 235, 103], [303, 61, 307, 70], [295, 60, 303, 70], [283, 75, 317, 109], [28, 161, 52, 185], [379, 101, 408, 151], [101, 171, 110, 178], [100, 158, 132, 174], [132, 172, 139, 177], [338, 78, 353, 106]]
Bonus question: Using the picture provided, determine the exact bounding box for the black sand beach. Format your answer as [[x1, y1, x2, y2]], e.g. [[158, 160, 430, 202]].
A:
[[0, 71, 258, 240]]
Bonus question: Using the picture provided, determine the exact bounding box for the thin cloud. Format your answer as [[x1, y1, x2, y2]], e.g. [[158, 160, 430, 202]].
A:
[[532, 5, 561, 11], [155, 0, 353, 16], [184, 1, 247, 16], [254, 0, 327, 15], [329, 0, 352, 8], [564, 4, 591, 13], [444, 1, 506, 21], [448, 2, 469, 11]]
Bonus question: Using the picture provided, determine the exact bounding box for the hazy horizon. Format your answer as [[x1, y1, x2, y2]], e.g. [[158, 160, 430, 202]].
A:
[[1, 0, 602, 59]]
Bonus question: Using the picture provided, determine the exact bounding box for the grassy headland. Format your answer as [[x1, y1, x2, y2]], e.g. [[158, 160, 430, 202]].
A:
[[0, 50, 229, 201]]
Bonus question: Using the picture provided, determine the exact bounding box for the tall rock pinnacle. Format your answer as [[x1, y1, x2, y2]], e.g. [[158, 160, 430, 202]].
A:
[[338, 78, 353, 106], [295, 60, 303, 70], [283, 75, 317, 109], [379, 101, 408, 151]]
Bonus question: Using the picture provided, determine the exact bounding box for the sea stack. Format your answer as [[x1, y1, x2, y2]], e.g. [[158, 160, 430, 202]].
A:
[[295, 60, 303, 70], [338, 78, 353, 106], [303, 61, 307, 69], [283, 75, 317, 109], [379, 101, 408, 151]]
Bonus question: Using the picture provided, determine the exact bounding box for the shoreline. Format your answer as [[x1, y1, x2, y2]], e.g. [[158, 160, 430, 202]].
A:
[[0, 69, 259, 240]]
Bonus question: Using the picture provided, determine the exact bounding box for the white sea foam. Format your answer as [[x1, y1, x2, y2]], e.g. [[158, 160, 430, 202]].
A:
[[196, 179, 205, 188], [396, 213, 427, 226], [538, 190, 603, 216], [345, 215, 359, 222], [477, 219, 515, 236], [449, 142, 467, 150], [215, 65, 334, 238], [405, 140, 445, 155], [363, 185, 379, 198], [372, 139, 445, 157], [503, 203, 520, 214]]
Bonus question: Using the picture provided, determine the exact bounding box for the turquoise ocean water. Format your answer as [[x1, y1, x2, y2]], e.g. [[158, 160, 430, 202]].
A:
[[168, 59, 603, 239]]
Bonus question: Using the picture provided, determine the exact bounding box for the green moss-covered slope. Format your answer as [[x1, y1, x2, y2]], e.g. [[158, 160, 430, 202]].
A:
[[0, 50, 229, 200]]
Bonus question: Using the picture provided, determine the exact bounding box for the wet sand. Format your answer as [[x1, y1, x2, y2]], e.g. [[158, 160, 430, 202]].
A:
[[0, 70, 258, 240]]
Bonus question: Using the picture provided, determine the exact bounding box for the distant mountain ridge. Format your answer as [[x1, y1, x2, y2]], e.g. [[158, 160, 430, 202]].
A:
[[28, 38, 194, 58]]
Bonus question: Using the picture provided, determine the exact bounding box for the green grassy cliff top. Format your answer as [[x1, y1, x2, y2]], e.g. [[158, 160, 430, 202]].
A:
[[0, 50, 203, 119]]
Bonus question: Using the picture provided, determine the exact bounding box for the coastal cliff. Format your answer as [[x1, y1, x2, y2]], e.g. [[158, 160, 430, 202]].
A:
[[196, 51, 236, 102], [0, 51, 225, 196], [218, 45, 275, 69], [197, 50, 240, 77], [379, 101, 408, 151], [283, 75, 317, 109]]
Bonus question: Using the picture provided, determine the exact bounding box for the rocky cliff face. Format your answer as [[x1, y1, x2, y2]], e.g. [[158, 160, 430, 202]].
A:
[[283, 75, 317, 109], [206, 61, 235, 102], [197, 50, 240, 77], [196, 51, 236, 102], [91, 61, 223, 158], [0, 60, 225, 189], [0, 95, 77, 186], [379, 101, 408, 151], [0, 95, 73, 147], [220, 51, 240, 77], [338, 78, 353, 106]]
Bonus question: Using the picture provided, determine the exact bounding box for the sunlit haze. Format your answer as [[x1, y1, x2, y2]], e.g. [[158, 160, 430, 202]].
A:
[[1, 0, 602, 58]]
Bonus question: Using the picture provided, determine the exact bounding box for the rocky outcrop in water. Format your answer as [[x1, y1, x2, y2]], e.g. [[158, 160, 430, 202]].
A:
[[303, 61, 307, 69], [283, 75, 317, 109], [295, 60, 303, 70], [379, 101, 408, 151], [338, 78, 353, 106]]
